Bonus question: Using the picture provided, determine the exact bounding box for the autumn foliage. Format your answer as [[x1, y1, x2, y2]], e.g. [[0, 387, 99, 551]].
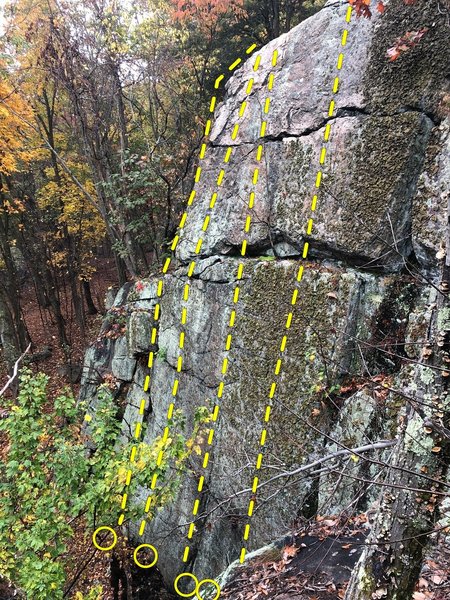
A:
[[350, 0, 417, 18], [171, 0, 245, 29], [0, 79, 38, 175], [386, 27, 429, 61], [349, 0, 428, 63]]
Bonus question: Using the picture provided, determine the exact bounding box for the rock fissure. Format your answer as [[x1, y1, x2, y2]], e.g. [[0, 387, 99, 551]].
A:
[[208, 107, 437, 149]]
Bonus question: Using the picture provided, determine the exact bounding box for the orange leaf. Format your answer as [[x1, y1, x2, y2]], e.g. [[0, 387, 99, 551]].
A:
[[282, 544, 297, 560]]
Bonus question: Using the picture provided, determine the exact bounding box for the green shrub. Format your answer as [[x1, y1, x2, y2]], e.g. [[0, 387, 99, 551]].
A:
[[0, 368, 210, 598]]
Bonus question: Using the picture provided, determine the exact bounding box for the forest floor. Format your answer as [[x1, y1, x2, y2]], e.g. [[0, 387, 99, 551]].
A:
[[0, 257, 118, 399], [220, 516, 450, 600]]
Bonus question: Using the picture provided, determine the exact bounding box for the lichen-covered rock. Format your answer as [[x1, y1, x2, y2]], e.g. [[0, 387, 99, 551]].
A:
[[137, 258, 396, 583], [111, 337, 136, 381], [127, 312, 154, 356], [412, 118, 450, 272], [178, 113, 432, 269], [210, 2, 375, 145], [176, 0, 449, 271], [318, 389, 379, 511]]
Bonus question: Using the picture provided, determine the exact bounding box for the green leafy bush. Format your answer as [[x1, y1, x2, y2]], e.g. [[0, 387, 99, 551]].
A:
[[0, 368, 211, 598]]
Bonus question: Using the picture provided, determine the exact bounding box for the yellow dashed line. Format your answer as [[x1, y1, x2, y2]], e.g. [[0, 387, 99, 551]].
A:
[[180, 48, 280, 565], [333, 76, 340, 93], [187, 261, 196, 277], [328, 100, 335, 117], [193, 499, 200, 515], [239, 7, 353, 563], [209, 192, 218, 209], [229, 57, 242, 71], [215, 74, 224, 89], [202, 214, 210, 230], [135, 45, 262, 535], [114, 45, 258, 529]]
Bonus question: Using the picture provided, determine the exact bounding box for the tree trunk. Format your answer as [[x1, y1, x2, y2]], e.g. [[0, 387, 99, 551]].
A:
[[271, 0, 281, 39], [71, 275, 85, 332], [0, 212, 30, 358], [110, 554, 121, 600], [17, 233, 69, 349], [82, 280, 98, 315], [32, 273, 51, 309], [41, 88, 86, 335], [0, 291, 22, 372]]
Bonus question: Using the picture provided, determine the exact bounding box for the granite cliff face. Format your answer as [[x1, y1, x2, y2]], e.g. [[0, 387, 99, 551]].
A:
[[79, 0, 450, 594]]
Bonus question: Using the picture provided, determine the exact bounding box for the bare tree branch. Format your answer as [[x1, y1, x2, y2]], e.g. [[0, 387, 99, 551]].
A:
[[0, 343, 31, 397], [253, 439, 398, 491]]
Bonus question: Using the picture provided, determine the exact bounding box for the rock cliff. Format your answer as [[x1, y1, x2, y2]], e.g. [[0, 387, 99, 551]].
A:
[[79, 0, 450, 595]]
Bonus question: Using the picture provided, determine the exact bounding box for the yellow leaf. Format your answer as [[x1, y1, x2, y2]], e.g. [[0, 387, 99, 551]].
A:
[[117, 467, 128, 484]]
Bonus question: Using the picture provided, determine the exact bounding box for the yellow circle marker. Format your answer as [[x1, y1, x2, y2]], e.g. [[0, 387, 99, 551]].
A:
[[174, 573, 198, 598], [133, 544, 158, 569], [196, 579, 221, 600], [92, 526, 117, 552]]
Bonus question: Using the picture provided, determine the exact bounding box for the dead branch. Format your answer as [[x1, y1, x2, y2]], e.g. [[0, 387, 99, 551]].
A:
[[0, 343, 31, 398]]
